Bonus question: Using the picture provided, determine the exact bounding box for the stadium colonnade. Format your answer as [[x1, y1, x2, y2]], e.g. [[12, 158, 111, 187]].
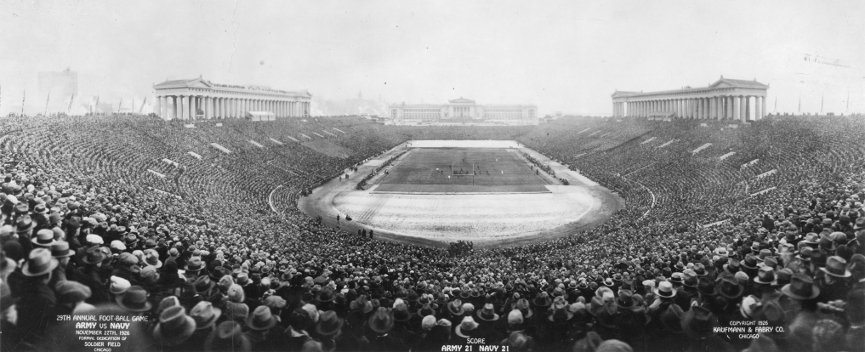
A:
[[152, 77, 312, 120], [612, 77, 769, 121]]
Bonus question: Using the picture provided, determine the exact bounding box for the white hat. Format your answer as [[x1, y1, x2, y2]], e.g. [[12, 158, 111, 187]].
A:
[[110, 240, 126, 251], [86, 234, 104, 245]]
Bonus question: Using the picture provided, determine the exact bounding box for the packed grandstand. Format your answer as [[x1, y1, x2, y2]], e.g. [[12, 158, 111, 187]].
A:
[[1, 114, 864, 352]]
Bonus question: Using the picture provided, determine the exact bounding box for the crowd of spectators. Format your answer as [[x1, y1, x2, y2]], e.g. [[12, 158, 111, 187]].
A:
[[1, 114, 864, 352]]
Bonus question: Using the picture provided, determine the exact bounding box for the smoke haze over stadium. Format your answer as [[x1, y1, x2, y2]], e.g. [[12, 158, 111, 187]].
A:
[[1, 0, 863, 115]]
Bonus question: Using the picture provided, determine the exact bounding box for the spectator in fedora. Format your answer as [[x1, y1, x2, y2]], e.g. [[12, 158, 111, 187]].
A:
[[364, 307, 407, 350], [245, 305, 282, 350], [14, 248, 57, 344], [188, 300, 222, 348], [153, 305, 197, 349]]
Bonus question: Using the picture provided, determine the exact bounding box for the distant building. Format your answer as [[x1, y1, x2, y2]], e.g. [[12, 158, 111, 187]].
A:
[[153, 77, 310, 120], [389, 98, 537, 125]]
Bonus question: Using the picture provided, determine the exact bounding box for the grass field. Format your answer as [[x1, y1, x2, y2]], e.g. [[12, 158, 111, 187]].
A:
[[374, 148, 551, 193]]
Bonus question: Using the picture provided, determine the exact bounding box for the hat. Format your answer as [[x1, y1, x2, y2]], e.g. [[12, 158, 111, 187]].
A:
[[50, 241, 75, 258], [716, 277, 744, 299], [507, 309, 524, 326], [217, 275, 234, 292], [85, 234, 104, 245], [264, 295, 287, 310], [368, 307, 394, 334], [186, 256, 205, 271], [421, 315, 437, 331], [31, 229, 57, 247], [455, 316, 479, 338], [596, 339, 633, 352], [55, 280, 92, 303], [236, 272, 251, 286], [350, 295, 374, 314], [654, 280, 676, 298], [82, 246, 107, 265], [532, 291, 552, 308], [316, 310, 344, 336], [476, 303, 500, 322], [109, 276, 131, 295], [681, 306, 718, 340], [616, 290, 639, 310], [116, 285, 152, 312], [153, 306, 196, 346], [513, 298, 533, 319], [190, 301, 222, 330], [781, 273, 820, 300], [820, 256, 852, 278], [740, 295, 760, 319], [194, 275, 215, 294], [15, 215, 34, 233], [204, 321, 251, 352], [140, 266, 159, 282], [742, 255, 759, 270], [447, 299, 465, 316], [670, 272, 684, 285], [144, 251, 162, 268], [22, 248, 59, 277], [548, 301, 574, 323], [117, 252, 139, 266], [753, 266, 776, 285], [247, 305, 277, 331], [157, 296, 181, 315], [724, 257, 741, 274]]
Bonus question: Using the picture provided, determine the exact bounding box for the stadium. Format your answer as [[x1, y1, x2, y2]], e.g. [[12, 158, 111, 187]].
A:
[[3, 113, 865, 352]]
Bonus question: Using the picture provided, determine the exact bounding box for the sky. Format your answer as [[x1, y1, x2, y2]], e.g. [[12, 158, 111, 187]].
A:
[[1, 0, 864, 115]]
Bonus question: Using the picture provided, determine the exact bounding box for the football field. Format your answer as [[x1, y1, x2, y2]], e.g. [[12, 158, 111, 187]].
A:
[[298, 140, 622, 247], [374, 148, 551, 193]]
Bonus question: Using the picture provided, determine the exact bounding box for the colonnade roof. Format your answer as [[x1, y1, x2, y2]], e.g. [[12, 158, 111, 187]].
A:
[[611, 77, 768, 98], [153, 77, 310, 98]]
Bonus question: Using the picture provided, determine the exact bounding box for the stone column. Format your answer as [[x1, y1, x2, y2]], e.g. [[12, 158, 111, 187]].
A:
[[188, 96, 195, 120], [715, 97, 724, 120], [717, 97, 723, 120], [707, 97, 712, 119], [761, 96, 767, 119], [756, 96, 763, 121], [191, 96, 197, 120], [715, 97, 721, 120], [177, 96, 184, 120], [689, 98, 695, 119]]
